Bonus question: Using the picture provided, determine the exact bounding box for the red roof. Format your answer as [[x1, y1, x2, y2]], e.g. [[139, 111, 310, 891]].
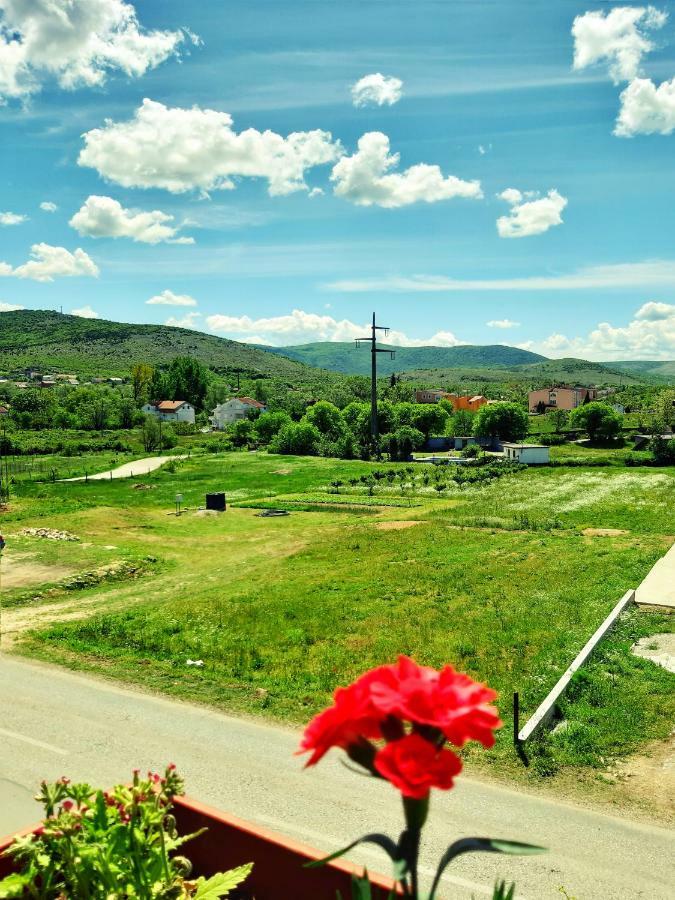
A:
[[0, 406, 8, 415], [238, 397, 265, 408], [157, 400, 189, 411]]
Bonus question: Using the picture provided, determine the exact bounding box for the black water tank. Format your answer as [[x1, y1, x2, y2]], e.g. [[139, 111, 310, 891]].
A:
[[205, 492, 226, 511]]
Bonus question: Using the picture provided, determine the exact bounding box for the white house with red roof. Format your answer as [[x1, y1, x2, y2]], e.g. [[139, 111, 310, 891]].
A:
[[142, 400, 195, 424], [211, 397, 267, 429]]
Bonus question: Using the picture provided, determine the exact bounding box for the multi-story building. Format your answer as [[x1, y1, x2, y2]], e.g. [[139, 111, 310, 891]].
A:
[[528, 386, 597, 414]]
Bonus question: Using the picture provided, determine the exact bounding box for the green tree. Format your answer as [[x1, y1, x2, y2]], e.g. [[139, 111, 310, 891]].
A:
[[230, 419, 255, 447], [474, 402, 529, 442], [131, 363, 154, 404], [389, 425, 425, 461], [304, 401, 345, 438], [140, 414, 160, 452], [449, 409, 476, 437], [411, 404, 448, 439], [254, 411, 292, 444], [569, 402, 622, 444], [166, 356, 210, 410], [270, 421, 321, 455], [549, 408, 569, 433]]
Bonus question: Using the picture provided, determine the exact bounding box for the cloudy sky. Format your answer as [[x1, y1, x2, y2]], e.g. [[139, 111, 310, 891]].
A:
[[2, 0, 675, 359]]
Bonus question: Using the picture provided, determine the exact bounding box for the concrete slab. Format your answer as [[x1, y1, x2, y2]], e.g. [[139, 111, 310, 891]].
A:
[[632, 633, 675, 673], [636, 543, 675, 609]]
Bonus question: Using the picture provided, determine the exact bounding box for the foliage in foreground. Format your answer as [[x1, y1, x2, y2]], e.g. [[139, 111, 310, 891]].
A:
[[0, 766, 251, 899]]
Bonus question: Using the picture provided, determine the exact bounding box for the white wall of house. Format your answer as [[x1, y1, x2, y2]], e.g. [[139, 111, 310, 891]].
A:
[[211, 399, 252, 429], [502, 444, 550, 465], [142, 403, 195, 424]]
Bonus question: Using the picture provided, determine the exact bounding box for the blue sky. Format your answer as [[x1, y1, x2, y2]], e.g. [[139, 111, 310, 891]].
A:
[[2, 0, 675, 359]]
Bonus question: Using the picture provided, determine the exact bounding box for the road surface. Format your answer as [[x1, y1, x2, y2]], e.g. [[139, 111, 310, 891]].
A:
[[62, 455, 183, 481], [0, 656, 672, 899]]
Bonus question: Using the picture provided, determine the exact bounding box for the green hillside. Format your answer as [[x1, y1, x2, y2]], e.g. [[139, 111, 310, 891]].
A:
[[401, 357, 650, 389], [259, 341, 546, 375], [0, 310, 313, 379], [611, 360, 675, 381]]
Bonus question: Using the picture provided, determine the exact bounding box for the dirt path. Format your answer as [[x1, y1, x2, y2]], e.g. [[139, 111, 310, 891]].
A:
[[61, 455, 184, 482]]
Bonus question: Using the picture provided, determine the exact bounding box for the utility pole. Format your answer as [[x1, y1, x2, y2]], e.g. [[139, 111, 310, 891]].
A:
[[356, 312, 395, 444]]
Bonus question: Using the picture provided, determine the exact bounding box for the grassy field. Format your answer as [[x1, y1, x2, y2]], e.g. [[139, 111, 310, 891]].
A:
[[2, 450, 673, 808]]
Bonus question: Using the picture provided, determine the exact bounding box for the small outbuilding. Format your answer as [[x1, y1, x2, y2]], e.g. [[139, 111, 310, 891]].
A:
[[502, 443, 550, 465]]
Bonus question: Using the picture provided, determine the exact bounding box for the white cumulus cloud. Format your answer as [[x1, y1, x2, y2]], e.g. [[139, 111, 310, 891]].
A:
[[487, 319, 520, 329], [78, 98, 342, 196], [39, 201, 57, 212], [496, 188, 567, 239], [526, 301, 675, 360], [331, 132, 482, 208], [205, 308, 463, 347], [165, 311, 201, 329], [69, 195, 193, 244], [0, 0, 192, 102], [351, 73, 403, 107], [0, 243, 99, 281], [146, 289, 197, 307], [71, 305, 99, 319], [0, 211, 26, 225], [615, 76, 675, 135], [0, 300, 24, 311], [572, 5, 667, 84]]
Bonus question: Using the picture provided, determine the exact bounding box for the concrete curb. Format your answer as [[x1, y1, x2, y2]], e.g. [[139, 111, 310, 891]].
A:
[[518, 589, 635, 743]]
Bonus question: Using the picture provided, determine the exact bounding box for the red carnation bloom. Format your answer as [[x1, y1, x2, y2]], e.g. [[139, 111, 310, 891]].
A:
[[299, 680, 383, 766], [367, 656, 502, 748], [374, 734, 462, 799]]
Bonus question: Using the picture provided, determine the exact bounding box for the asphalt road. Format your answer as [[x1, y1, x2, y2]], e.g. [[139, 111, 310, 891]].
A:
[[0, 656, 672, 899]]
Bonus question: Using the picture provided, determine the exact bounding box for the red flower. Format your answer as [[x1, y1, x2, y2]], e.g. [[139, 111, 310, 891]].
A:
[[374, 734, 462, 799], [299, 656, 502, 771], [299, 680, 383, 766], [367, 656, 502, 748]]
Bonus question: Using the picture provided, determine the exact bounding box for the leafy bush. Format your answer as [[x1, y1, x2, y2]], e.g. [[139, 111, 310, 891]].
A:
[[0, 766, 252, 898], [270, 421, 321, 455]]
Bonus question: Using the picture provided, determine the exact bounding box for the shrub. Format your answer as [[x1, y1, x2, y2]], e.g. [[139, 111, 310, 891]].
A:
[[270, 421, 321, 455], [568, 402, 622, 444]]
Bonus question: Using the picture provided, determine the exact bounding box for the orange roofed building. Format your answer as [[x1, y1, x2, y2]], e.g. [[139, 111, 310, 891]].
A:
[[415, 390, 488, 413]]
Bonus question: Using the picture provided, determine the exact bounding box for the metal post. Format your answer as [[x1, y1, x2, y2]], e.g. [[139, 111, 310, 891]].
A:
[[356, 312, 396, 450]]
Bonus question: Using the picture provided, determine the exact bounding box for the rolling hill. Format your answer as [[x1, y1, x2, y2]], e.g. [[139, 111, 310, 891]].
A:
[[258, 341, 547, 375], [0, 310, 313, 379], [258, 342, 654, 386]]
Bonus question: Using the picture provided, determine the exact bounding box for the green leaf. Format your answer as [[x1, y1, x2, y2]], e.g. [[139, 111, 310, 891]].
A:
[[351, 873, 374, 900], [0, 873, 30, 898], [428, 838, 546, 899], [305, 833, 399, 870], [492, 881, 516, 900], [192, 864, 253, 898]]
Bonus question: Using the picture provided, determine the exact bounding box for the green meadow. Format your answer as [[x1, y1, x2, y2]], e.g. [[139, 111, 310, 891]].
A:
[[2, 450, 673, 803]]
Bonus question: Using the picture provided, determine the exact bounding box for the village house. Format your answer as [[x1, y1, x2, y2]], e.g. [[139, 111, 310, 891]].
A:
[[0, 405, 9, 416], [502, 442, 550, 465], [528, 385, 597, 414], [142, 400, 196, 425], [211, 397, 267, 429], [415, 390, 488, 412]]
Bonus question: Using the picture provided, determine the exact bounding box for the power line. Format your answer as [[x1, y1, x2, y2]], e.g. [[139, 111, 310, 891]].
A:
[[355, 312, 395, 444]]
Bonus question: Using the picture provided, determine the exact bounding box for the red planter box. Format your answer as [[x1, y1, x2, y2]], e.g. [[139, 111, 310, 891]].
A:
[[0, 795, 400, 898]]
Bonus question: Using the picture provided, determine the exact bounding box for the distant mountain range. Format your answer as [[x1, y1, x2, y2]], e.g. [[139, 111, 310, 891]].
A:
[[0, 310, 671, 387], [257, 340, 670, 385], [256, 342, 546, 374]]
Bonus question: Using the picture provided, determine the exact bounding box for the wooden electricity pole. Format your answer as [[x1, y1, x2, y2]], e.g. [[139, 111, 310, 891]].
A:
[[356, 312, 395, 444]]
